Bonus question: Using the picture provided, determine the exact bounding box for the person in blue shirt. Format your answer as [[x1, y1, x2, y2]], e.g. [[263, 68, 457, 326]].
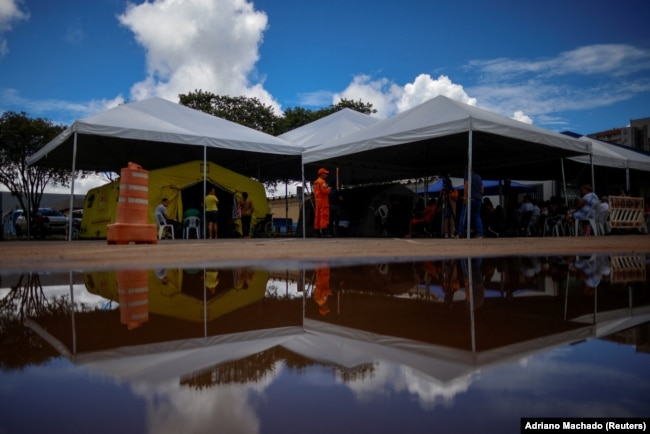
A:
[[566, 184, 599, 224], [457, 167, 484, 239]]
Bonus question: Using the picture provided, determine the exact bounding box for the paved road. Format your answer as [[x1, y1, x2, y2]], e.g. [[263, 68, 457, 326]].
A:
[[1, 234, 648, 272]]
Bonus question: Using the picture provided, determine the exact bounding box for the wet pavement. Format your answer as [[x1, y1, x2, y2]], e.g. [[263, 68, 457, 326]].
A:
[[1, 237, 649, 433], [1, 234, 649, 271]]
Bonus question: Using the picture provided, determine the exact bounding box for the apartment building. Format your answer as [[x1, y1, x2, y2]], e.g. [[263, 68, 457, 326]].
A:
[[590, 116, 650, 152]]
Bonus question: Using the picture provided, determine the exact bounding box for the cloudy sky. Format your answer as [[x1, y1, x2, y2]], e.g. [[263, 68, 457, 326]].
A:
[[1, 0, 649, 136]]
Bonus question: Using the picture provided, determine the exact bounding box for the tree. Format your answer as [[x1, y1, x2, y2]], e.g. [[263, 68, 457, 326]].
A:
[[276, 106, 320, 136], [0, 111, 70, 224], [0, 273, 85, 370], [329, 98, 377, 116], [179, 90, 279, 135], [179, 90, 377, 137], [275, 98, 377, 135]]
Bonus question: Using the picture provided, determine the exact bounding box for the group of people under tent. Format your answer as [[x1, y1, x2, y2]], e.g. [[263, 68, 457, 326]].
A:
[[153, 164, 642, 240], [154, 188, 255, 240], [310, 166, 626, 239]]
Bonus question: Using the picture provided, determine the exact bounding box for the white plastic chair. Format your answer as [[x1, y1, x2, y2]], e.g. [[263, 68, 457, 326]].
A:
[[526, 212, 540, 236], [574, 201, 600, 237], [183, 216, 201, 239], [376, 205, 388, 223], [595, 207, 610, 235], [156, 212, 174, 240], [543, 215, 565, 237], [376, 205, 389, 236]]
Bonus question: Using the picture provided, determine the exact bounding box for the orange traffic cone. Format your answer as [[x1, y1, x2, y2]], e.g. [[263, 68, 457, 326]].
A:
[[107, 162, 157, 244]]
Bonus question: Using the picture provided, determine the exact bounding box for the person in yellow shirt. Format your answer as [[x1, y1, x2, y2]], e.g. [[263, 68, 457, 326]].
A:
[[204, 187, 219, 239], [205, 270, 220, 293]]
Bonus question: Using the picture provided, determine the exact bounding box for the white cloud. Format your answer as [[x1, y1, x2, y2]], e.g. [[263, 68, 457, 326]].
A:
[[118, 0, 282, 114], [333, 74, 474, 119], [555, 44, 650, 76], [333, 74, 402, 118], [399, 74, 477, 112], [0, 88, 125, 125], [468, 75, 650, 128], [468, 44, 650, 79], [511, 110, 532, 124], [464, 44, 650, 123], [330, 44, 649, 128], [297, 90, 335, 107], [0, 0, 29, 57], [0, 0, 28, 31]]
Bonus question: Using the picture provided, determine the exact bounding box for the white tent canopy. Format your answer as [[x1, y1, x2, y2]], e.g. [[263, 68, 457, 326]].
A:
[[279, 108, 380, 149], [302, 95, 592, 185], [560, 134, 650, 191], [571, 135, 650, 171], [27, 97, 304, 181]]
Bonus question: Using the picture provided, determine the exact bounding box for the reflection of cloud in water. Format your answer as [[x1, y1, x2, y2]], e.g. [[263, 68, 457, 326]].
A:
[[266, 279, 302, 299], [44, 284, 115, 309], [342, 360, 477, 410], [126, 362, 284, 434], [474, 345, 650, 418]]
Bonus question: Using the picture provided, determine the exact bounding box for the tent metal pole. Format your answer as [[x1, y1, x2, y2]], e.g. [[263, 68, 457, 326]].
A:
[[465, 124, 473, 239], [203, 145, 207, 239], [626, 164, 630, 192], [561, 158, 568, 208], [564, 272, 569, 321], [590, 153, 595, 192], [301, 159, 306, 239], [424, 178, 428, 205], [593, 277, 598, 325], [203, 267, 208, 337], [467, 258, 476, 352], [69, 270, 77, 355], [67, 130, 78, 242]]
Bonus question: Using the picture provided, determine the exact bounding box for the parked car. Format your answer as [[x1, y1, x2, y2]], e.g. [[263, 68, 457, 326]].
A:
[[71, 209, 83, 238], [71, 209, 83, 226], [15, 208, 68, 238]]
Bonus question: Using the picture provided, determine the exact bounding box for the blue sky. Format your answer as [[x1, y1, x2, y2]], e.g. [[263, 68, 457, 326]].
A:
[[2, 0, 650, 136]]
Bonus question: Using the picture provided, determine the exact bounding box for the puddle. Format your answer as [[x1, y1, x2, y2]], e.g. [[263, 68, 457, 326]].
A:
[[1, 254, 649, 433]]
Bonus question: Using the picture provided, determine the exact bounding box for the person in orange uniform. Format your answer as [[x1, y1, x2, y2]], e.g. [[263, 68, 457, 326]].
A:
[[313, 266, 332, 316], [313, 168, 331, 237]]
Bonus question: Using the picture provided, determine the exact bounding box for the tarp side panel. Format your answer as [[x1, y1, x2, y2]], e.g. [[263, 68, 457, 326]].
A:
[[146, 160, 270, 226], [80, 160, 270, 239]]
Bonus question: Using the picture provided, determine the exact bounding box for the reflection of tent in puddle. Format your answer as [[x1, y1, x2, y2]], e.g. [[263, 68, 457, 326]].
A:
[[26, 304, 650, 389], [571, 306, 650, 338], [83, 268, 269, 323], [28, 273, 650, 386], [24, 266, 650, 388]]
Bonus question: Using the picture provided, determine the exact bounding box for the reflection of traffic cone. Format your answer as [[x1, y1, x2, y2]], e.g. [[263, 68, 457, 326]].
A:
[[107, 162, 157, 244], [117, 269, 149, 330]]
